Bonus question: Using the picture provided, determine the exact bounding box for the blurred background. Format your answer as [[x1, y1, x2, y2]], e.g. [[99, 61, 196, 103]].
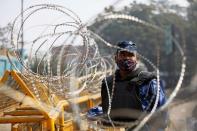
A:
[[0, 0, 196, 130]]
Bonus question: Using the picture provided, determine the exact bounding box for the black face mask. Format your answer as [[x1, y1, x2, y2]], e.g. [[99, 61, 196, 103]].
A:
[[117, 59, 137, 72]]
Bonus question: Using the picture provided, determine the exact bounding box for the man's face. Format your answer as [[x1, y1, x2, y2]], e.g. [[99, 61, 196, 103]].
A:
[[115, 51, 137, 62]]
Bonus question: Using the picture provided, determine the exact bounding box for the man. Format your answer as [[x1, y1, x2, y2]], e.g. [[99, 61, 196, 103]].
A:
[[87, 41, 167, 130]]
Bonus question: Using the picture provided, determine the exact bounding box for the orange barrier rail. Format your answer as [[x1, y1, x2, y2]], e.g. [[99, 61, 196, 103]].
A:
[[0, 70, 101, 131]]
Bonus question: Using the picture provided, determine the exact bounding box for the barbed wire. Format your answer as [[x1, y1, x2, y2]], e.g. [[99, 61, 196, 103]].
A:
[[3, 3, 186, 131]]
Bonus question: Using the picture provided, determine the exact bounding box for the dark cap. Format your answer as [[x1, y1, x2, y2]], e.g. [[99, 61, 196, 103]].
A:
[[116, 41, 137, 53]]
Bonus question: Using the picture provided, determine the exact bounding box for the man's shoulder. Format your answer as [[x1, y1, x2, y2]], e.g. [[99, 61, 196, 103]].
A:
[[138, 71, 156, 81], [130, 71, 156, 86]]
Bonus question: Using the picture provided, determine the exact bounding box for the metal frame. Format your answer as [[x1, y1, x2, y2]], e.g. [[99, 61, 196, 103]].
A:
[[0, 70, 101, 131]]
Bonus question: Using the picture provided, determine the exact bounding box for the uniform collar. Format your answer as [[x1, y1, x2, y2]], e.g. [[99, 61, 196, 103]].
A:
[[115, 65, 145, 81]]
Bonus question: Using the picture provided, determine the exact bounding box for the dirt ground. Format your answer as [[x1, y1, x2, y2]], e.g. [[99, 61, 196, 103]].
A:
[[0, 124, 11, 131], [167, 99, 197, 131]]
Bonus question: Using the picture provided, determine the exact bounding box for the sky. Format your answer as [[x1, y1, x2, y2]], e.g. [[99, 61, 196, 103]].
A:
[[0, 0, 189, 51], [0, 0, 189, 27]]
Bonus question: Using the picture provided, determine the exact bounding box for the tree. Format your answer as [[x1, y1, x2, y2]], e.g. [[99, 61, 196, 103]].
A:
[[184, 0, 197, 85], [0, 23, 12, 48], [89, 2, 188, 87]]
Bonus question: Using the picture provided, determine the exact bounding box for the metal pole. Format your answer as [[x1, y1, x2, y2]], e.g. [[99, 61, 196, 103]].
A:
[[21, 0, 24, 57]]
